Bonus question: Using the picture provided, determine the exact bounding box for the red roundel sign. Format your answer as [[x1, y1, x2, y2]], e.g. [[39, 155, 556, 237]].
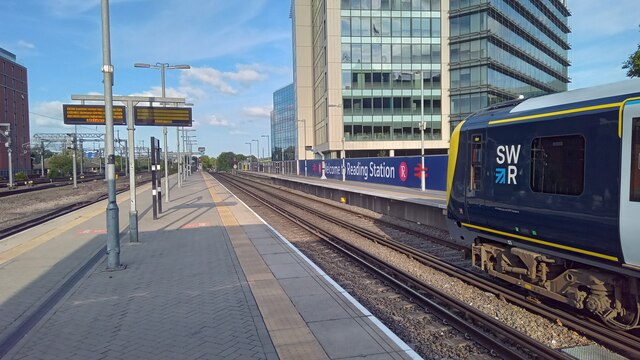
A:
[[399, 162, 408, 182]]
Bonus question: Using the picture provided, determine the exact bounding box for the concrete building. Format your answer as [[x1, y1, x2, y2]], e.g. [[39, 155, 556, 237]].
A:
[[290, 0, 569, 163], [0, 48, 30, 177]]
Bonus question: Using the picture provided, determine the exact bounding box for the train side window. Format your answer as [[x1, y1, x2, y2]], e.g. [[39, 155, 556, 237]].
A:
[[631, 118, 640, 202], [470, 135, 482, 191], [530, 135, 585, 196]]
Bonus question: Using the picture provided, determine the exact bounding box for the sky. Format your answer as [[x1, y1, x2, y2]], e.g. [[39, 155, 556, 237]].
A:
[[0, 0, 638, 158]]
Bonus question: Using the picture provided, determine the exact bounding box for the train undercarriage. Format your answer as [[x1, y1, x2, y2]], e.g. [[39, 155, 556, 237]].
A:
[[472, 240, 640, 330]]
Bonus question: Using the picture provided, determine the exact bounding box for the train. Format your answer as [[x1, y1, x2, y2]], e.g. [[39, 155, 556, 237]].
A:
[[446, 79, 640, 330]]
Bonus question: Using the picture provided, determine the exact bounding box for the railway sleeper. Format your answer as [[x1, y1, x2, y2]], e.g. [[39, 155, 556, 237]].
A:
[[471, 241, 640, 330]]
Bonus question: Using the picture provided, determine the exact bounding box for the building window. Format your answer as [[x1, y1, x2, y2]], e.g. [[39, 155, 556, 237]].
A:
[[531, 135, 585, 196]]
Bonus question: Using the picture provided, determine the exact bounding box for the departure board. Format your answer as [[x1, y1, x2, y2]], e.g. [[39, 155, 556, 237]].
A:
[[63, 105, 126, 125], [134, 107, 192, 127]]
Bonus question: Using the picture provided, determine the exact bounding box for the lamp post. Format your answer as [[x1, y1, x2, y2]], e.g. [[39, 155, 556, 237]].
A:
[[297, 119, 307, 176], [245, 141, 252, 170], [261, 134, 270, 172], [417, 70, 425, 192], [134, 62, 190, 202], [101, 0, 121, 270], [342, 136, 346, 182]]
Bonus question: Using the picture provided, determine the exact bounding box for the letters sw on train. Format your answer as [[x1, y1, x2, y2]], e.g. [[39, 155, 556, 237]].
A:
[[446, 79, 640, 330]]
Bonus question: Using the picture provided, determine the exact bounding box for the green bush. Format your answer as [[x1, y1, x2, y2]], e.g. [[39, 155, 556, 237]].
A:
[[15, 172, 28, 181]]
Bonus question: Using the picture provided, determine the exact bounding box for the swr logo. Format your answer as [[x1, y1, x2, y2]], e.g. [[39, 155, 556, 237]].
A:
[[495, 145, 521, 185]]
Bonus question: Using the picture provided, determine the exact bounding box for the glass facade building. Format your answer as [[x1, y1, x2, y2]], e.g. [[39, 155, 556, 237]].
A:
[[340, 0, 444, 143], [449, 0, 570, 129], [291, 0, 569, 161], [271, 83, 296, 162]]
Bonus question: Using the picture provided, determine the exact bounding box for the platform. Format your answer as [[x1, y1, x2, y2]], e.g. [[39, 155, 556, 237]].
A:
[[241, 171, 448, 231], [0, 172, 419, 359]]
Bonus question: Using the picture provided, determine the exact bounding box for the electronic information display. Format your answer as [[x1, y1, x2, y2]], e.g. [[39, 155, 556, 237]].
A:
[[134, 107, 192, 127], [63, 105, 126, 125]]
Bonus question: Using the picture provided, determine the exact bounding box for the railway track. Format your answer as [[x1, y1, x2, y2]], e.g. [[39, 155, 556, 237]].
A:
[[0, 174, 152, 241], [233, 172, 640, 358], [215, 172, 588, 359]]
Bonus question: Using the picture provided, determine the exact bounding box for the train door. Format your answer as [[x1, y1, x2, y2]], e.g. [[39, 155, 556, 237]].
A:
[[464, 132, 486, 225], [620, 100, 640, 266]]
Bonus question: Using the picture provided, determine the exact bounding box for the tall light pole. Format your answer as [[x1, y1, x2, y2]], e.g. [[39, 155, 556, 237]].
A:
[[342, 136, 346, 182], [297, 119, 307, 176], [134, 62, 190, 202], [261, 134, 270, 170], [245, 141, 252, 170], [417, 70, 426, 192], [101, 0, 121, 270]]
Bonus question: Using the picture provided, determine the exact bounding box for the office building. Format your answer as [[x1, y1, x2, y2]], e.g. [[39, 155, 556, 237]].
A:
[[271, 83, 296, 165], [449, 0, 570, 128], [290, 0, 569, 161], [0, 48, 30, 177]]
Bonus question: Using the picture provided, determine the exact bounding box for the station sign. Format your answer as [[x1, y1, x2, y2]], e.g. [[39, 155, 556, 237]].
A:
[[134, 106, 192, 127], [63, 105, 126, 125]]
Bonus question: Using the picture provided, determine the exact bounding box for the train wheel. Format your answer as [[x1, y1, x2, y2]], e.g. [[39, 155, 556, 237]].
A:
[[600, 303, 640, 330]]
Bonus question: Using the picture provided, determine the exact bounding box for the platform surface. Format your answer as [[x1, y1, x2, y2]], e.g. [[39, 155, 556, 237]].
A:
[[0, 172, 418, 360], [245, 171, 447, 209]]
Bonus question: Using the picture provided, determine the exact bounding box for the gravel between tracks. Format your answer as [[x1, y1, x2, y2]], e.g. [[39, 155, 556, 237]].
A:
[[227, 176, 594, 355], [0, 179, 129, 232]]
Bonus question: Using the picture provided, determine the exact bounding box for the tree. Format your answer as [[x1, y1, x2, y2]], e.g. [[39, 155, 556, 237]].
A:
[[48, 153, 73, 178], [216, 152, 236, 171], [623, 26, 640, 78], [199, 155, 216, 170]]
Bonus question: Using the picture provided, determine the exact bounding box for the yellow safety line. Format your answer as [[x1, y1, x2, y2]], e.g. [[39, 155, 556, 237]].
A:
[[463, 222, 619, 262], [0, 183, 151, 265], [618, 97, 640, 138], [488, 102, 621, 125]]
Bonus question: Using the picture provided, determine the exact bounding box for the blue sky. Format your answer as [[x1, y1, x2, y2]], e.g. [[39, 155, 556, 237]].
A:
[[0, 0, 638, 157]]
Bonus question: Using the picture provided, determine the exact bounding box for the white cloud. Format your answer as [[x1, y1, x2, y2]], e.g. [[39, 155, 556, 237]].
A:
[[182, 65, 271, 96], [17, 40, 35, 49], [243, 106, 272, 118], [185, 67, 238, 95], [207, 115, 232, 128], [30, 101, 68, 128]]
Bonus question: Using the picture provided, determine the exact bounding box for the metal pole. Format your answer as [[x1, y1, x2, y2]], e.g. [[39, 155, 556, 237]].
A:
[[177, 127, 181, 187], [40, 141, 45, 177], [7, 148, 12, 188], [79, 139, 84, 175], [342, 137, 346, 182], [420, 70, 425, 192], [151, 137, 158, 220], [72, 134, 78, 189], [160, 64, 171, 202], [101, 0, 121, 270], [127, 100, 138, 242], [281, 148, 284, 175], [72, 129, 78, 188]]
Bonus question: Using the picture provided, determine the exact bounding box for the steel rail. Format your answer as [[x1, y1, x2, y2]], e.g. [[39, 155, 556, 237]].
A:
[[217, 173, 575, 360], [229, 172, 640, 358]]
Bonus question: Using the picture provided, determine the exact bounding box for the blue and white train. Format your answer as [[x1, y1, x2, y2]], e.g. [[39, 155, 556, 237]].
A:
[[447, 79, 640, 329]]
